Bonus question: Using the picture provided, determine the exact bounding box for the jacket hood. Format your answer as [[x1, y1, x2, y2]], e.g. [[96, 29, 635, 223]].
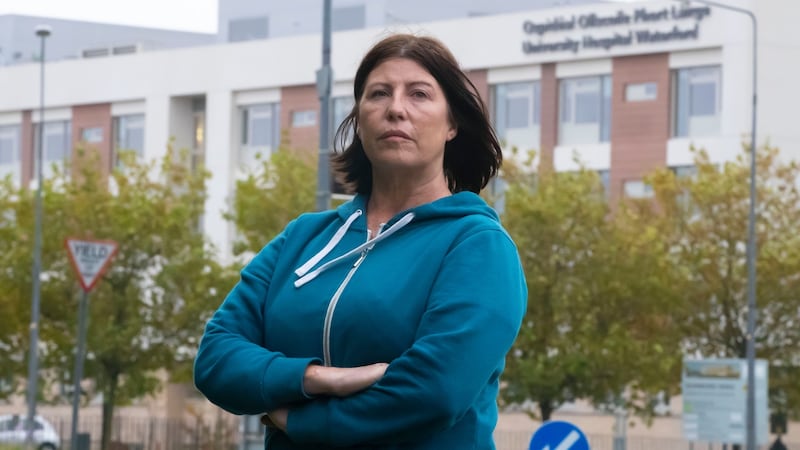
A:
[[336, 191, 499, 227], [293, 192, 499, 288]]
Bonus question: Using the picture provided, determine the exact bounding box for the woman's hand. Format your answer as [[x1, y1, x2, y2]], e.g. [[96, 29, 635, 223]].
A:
[[262, 409, 288, 432], [303, 362, 388, 397], [262, 363, 387, 434]]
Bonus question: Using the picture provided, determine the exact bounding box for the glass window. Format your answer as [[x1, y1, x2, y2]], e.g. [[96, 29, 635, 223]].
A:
[[191, 111, 206, 172], [598, 169, 610, 193], [623, 179, 654, 199], [241, 103, 280, 168], [333, 96, 355, 149], [81, 127, 103, 143], [625, 82, 657, 102], [229, 16, 269, 42], [291, 110, 317, 128], [673, 66, 721, 137], [0, 125, 20, 167], [559, 75, 611, 145], [493, 81, 540, 153], [671, 165, 697, 179], [34, 120, 71, 180], [333, 5, 366, 31], [113, 114, 145, 167]]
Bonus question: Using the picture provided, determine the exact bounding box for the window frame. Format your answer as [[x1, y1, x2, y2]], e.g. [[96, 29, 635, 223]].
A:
[[492, 80, 542, 153], [672, 65, 722, 138], [112, 114, 145, 168], [558, 75, 612, 145], [240, 102, 280, 167]]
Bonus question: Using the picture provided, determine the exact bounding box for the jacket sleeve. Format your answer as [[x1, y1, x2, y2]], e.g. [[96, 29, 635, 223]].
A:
[[284, 228, 527, 446], [193, 221, 321, 415]]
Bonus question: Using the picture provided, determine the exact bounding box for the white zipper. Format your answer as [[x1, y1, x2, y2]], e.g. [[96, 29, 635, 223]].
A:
[[321, 226, 382, 366]]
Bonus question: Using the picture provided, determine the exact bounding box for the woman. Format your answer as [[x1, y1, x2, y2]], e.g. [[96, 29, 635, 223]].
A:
[[194, 33, 527, 449]]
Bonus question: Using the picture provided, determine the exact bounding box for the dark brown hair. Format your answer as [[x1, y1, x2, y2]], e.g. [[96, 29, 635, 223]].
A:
[[332, 33, 502, 194]]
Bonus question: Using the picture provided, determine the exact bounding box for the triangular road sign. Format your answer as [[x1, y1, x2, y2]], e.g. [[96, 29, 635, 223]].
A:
[[65, 238, 118, 292]]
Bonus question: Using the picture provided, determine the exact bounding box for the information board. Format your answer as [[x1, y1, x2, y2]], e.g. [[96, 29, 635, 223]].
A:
[[682, 358, 768, 444]]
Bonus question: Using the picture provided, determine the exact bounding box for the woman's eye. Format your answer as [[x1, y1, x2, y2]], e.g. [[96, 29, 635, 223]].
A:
[[411, 91, 429, 99], [369, 90, 389, 98]]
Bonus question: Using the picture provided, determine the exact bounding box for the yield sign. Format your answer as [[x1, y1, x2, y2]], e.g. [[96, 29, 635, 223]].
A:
[[65, 238, 118, 292]]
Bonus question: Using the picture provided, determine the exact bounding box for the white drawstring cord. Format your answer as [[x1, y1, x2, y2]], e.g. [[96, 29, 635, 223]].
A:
[[294, 209, 362, 278], [294, 212, 415, 288]]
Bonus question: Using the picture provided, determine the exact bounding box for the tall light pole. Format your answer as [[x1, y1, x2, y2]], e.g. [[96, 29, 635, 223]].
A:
[[315, 0, 333, 212], [678, 1, 758, 449], [26, 23, 51, 449]]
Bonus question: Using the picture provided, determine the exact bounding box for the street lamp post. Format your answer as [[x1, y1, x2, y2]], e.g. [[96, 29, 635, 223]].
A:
[[315, 0, 333, 212], [678, 1, 759, 449], [26, 23, 51, 449]]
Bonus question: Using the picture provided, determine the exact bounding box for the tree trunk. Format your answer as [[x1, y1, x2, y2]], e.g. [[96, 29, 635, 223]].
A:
[[100, 371, 119, 450], [539, 399, 554, 422]]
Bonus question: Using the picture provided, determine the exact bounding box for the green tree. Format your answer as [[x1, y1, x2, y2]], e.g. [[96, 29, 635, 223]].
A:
[[226, 147, 316, 256], [0, 176, 29, 400], [637, 145, 800, 418], [0, 149, 236, 450], [499, 158, 682, 421]]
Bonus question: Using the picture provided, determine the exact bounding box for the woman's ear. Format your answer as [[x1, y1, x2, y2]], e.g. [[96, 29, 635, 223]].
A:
[[447, 126, 458, 142]]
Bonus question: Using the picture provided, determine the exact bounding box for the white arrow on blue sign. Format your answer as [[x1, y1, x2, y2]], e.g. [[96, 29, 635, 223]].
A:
[[529, 420, 590, 450]]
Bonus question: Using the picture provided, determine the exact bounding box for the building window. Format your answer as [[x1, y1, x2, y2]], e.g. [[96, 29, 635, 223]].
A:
[[229, 16, 269, 42], [333, 5, 366, 31], [623, 179, 654, 199], [240, 103, 280, 168], [34, 120, 72, 180], [625, 82, 657, 102], [670, 165, 697, 179], [192, 111, 205, 173], [0, 124, 21, 183], [598, 169, 610, 194], [673, 66, 721, 137], [291, 110, 317, 128], [333, 96, 355, 148], [493, 81, 540, 153], [113, 114, 145, 167], [81, 127, 103, 143], [559, 75, 611, 145]]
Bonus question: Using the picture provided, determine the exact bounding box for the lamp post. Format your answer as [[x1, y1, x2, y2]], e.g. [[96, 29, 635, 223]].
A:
[[26, 23, 51, 449], [676, 1, 758, 449], [315, 0, 333, 212]]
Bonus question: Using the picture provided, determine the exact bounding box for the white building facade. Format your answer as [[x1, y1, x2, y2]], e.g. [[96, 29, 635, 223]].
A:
[[0, 0, 797, 262]]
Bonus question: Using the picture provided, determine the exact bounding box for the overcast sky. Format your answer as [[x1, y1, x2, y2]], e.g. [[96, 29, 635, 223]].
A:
[[0, 0, 218, 33]]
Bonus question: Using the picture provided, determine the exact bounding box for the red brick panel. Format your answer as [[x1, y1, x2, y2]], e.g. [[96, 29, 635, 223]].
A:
[[609, 53, 670, 203], [71, 103, 112, 178], [539, 63, 558, 171], [21, 111, 33, 186], [280, 85, 319, 155], [465, 69, 489, 110]]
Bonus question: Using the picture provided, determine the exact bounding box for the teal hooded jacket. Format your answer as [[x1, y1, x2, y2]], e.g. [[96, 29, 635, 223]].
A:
[[194, 192, 527, 449]]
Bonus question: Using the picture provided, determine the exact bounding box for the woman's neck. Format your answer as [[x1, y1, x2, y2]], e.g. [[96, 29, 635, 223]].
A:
[[366, 175, 450, 233]]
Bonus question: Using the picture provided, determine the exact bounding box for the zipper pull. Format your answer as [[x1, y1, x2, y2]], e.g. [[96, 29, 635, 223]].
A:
[[353, 250, 368, 268]]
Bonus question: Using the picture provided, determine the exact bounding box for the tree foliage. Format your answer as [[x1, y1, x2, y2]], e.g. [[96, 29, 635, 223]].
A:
[[0, 176, 29, 400], [499, 156, 683, 421], [226, 148, 316, 256], [0, 149, 236, 449], [631, 145, 800, 418]]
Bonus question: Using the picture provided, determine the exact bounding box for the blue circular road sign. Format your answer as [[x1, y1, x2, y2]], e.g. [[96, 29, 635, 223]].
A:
[[529, 420, 590, 450]]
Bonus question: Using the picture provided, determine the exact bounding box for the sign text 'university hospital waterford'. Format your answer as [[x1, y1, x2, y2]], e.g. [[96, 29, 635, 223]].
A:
[[522, 4, 712, 54]]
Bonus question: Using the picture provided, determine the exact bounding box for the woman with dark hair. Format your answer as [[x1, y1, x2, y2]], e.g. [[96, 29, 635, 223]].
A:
[[194, 33, 526, 449]]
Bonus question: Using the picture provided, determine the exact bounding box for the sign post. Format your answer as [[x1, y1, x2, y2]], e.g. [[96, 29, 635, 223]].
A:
[[65, 238, 118, 450]]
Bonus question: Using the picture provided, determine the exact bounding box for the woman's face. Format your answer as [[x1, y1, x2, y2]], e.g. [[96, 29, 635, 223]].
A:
[[357, 57, 457, 181]]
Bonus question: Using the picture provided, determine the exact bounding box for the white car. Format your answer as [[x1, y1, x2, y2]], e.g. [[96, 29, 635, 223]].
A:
[[0, 414, 60, 450]]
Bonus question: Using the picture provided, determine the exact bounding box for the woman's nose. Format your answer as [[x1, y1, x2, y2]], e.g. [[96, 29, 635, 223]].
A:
[[386, 95, 406, 120]]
